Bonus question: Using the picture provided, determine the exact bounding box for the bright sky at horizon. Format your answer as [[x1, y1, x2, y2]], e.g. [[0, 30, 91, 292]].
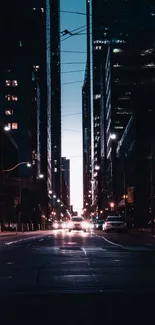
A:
[[60, 0, 86, 213]]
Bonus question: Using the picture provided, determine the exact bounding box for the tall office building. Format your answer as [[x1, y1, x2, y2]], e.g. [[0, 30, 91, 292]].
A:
[[82, 0, 92, 210], [61, 158, 70, 209], [49, 0, 62, 200], [0, 0, 62, 201], [91, 0, 155, 212]]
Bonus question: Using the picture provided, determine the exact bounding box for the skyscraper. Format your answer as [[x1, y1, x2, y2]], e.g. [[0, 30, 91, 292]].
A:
[[61, 157, 70, 209], [48, 0, 62, 200], [82, 0, 92, 210], [0, 0, 62, 207], [91, 0, 155, 212]]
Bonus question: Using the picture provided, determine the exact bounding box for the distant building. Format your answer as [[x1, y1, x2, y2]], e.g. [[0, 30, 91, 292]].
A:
[[82, 0, 92, 210], [61, 157, 70, 209], [0, 1, 62, 210]]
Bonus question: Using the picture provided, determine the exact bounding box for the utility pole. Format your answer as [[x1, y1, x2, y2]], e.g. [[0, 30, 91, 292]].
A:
[[123, 136, 128, 225], [0, 127, 4, 231], [151, 141, 154, 234], [123, 157, 127, 224]]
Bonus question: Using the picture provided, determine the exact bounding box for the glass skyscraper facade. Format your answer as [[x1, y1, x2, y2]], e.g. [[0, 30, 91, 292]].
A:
[[91, 0, 155, 215]]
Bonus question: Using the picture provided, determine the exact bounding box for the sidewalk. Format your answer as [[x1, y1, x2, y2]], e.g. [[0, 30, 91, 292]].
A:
[[0, 230, 50, 237], [128, 228, 155, 237]]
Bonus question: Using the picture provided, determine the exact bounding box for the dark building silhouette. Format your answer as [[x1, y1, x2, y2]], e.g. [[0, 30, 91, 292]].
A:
[[82, 0, 92, 210], [61, 157, 70, 209], [91, 0, 155, 217], [0, 1, 62, 222]]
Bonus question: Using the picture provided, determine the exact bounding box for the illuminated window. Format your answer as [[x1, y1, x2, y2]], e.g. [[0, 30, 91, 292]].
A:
[[5, 80, 11, 86], [143, 63, 155, 68], [54, 168, 57, 172], [12, 80, 18, 86], [5, 94, 11, 101], [5, 110, 13, 115], [141, 49, 153, 56], [113, 48, 122, 53], [94, 94, 101, 99], [114, 126, 124, 129], [12, 123, 18, 129], [12, 96, 18, 101], [113, 63, 122, 68], [95, 45, 102, 50], [41, 8, 44, 12], [33, 65, 39, 71]]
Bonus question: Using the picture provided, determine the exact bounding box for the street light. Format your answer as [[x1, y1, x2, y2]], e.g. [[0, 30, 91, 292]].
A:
[[109, 202, 115, 209], [95, 165, 100, 171], [57, 199, 60, 203], [48, 190, 52, 195], [53, 194, 56, 198], [110, 133, 117, 140], [1, 161, 32, 172], [38, 173, 44, 179], [4, 125, 11, 132]]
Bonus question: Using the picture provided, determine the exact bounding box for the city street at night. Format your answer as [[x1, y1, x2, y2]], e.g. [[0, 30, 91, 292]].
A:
[[0, 229, 155, 321], [1, 229, 155, 292]]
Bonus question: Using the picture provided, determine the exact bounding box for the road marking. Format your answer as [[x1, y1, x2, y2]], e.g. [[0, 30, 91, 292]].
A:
[[39, 238, 44, 242], [5, 236, 40, 246], [84, 247, 104, 252], [94, 233, 124, 248]]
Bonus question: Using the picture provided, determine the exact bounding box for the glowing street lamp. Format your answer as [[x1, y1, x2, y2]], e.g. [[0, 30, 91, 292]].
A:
[[48, 190, 52, 195], [57, 199, 60, 203], [38, 173, 44, 179], [26, 162, 31, 167], [4, 125, 10, 132], [110, 133, 117, 140], [109, 202, 115, 209], [95, 165, 100, 171], [53, 195, 56, 198]]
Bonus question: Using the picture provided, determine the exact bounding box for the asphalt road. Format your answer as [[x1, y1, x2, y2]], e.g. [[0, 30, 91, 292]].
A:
[[0, 229, 155, 321], [0, 229, 155, 292]]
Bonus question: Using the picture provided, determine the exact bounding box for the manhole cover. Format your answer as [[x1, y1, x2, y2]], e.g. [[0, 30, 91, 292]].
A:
[[60, 246, 81, 251]]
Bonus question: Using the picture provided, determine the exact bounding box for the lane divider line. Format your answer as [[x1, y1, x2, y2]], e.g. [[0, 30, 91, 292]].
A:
[[5, 236, 43, 246], [93, 233, 124, 248]]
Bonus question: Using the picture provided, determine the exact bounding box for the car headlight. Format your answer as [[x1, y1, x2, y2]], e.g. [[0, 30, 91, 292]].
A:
[[53, 223, 58, 229], [68, 221, 73, 228], [82, 222, 89, 228]]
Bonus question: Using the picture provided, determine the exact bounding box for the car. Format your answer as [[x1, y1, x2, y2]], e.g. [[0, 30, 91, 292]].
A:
[[103, 216, 126, 232], [89, 221, 96, 230], [95, 220, 105, 230], [67, 216, 89, 232], [53, 221, 62, 230]]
